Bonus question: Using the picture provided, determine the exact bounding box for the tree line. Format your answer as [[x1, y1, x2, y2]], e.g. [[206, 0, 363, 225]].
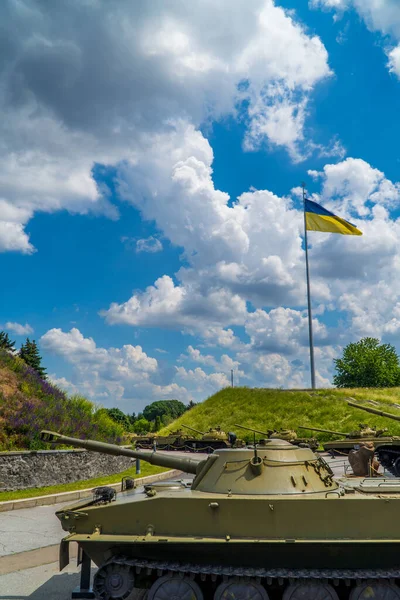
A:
[[0, 331, 46, 379], [101, 399, 197, 434]]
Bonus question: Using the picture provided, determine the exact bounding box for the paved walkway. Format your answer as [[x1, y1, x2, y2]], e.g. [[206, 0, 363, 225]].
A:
[[0, 502, 71, 558], [0, 562, 145, 599], [1, 561, 85, 600]]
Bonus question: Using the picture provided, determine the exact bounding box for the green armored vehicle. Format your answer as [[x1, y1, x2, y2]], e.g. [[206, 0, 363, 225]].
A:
[[181, 424, 244, 452], [298, 424, 393, 455], [236, 424, 319, 451], [41, 429, 400, 600], [133, 430, 191, 451]]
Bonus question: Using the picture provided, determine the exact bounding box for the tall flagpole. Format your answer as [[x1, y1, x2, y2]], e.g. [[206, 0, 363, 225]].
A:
[[302, 182, 316, 389]]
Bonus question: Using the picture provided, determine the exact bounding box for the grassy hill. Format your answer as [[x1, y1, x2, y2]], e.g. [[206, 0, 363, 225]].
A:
[[160, 387, 400, 442], [0, 349, 123, 450]]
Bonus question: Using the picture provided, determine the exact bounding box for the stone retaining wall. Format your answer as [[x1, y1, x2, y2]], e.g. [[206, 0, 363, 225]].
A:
[[0, 449, 135, 491]]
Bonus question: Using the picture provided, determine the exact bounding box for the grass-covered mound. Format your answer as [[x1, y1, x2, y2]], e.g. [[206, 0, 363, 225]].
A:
[[160, 387, 400, 442], [0, 349, 123, 450]]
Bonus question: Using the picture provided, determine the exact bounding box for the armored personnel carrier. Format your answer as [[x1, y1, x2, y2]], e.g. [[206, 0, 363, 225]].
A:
[[181, 424, 244, 452], [298, 424, 394, 456], [41, 429, 400, 600], [130, 433, 157, 449], [345, 400, 400, 476], [236, 424, 319, 451], [133, 429, 191, 451]]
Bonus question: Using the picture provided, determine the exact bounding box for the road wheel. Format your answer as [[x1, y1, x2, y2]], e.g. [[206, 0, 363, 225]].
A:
[[93, 562, 135, 600], [148, 574, 203, 600], [350, 582, 400, 600], [283, 582, 339, 600], [214, 578, 269, 599]]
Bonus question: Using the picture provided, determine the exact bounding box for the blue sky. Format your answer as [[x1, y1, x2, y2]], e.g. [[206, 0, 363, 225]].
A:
[[2, 0, 400, 411]]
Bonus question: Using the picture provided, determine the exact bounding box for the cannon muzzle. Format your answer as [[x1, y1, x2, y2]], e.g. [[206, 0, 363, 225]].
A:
[[346, 400, 400, 423], [298, 426, 348, 437], [40, 430, 203, 475]]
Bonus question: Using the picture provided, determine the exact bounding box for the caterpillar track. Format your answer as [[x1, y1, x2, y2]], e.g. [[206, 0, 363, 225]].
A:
[[93, 556, 400, 600]]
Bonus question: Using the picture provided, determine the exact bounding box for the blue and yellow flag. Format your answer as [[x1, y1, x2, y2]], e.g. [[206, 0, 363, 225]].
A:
[[305, 198, 362, 236]]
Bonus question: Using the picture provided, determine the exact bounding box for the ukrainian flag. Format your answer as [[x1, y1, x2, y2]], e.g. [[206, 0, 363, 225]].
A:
[[305, 198, 362, 236]]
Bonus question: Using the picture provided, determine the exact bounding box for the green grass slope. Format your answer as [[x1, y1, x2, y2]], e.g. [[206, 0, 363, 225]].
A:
[[160, 387, 400, 442]]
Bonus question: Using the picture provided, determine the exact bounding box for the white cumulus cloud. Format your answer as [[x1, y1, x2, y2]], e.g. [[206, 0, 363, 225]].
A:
[[0, 0, 332, 252], [310, 0, 400, 76], [135, 237, 163, 254], [3, 321, 34, 335]]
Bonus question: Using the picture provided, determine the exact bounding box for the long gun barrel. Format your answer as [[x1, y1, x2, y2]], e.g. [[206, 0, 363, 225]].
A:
[[347, 401, 400, 423], [40, 431, 202, 475], [298, 426, 348, 437], [234, 424, 270, 437], [182, 424, 205, 436]]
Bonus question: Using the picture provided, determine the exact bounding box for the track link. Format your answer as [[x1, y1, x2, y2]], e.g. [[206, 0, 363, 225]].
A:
[[106, 556, 400, 583]]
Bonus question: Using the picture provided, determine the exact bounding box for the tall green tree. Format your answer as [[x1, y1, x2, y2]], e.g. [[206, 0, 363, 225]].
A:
[[102, 408, 132, 431], [334, 337, 400, 388], [153, 415, 163, 432], [0, 331, 15, 352], [143, 399, 187, 422], [132, 418, 151, 434], [19, 338, 47, 379]]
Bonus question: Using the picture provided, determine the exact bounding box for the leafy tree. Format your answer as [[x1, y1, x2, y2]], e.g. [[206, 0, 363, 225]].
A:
[[143, 399, 187, 422], [0, 331, 16, 352], [103, 408, 132, 431], [186, 400, 198, 411], [128, 413, 137, 428], [132, 418, 151, 434], [334, 337, 400, 388], [19, 338, 47, 379], [153, 415, 163, 432]]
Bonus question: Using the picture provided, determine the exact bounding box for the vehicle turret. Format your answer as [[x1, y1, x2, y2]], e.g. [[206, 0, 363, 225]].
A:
[[182, 424, 236, 445], [300, 423, 386, 439], [40, 430, 336, 496], [236, 424, 321, 449]]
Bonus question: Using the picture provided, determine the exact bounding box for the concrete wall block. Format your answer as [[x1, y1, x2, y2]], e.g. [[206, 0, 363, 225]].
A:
[[0, 451, 135, 491]]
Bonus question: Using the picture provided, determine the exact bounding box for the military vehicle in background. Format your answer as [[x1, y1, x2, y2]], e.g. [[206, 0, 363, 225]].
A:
[[132, 430, 191, 451], [345, 400, 400, 476], [236, 424, 319, 451], [41, 428, 400, 600], [181, 424, 244, 452], [129, 432, 156, 449], [300, 415, 400, 476]]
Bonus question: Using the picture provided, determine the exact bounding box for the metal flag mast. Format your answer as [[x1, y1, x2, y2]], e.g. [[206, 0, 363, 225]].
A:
[[302, 182, 316, 389]]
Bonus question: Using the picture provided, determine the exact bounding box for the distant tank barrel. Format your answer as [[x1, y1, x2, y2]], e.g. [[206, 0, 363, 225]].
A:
[[234, 424, 270, 437], [298, 426, 348, 437], [40, 430, 202, 475], [347, 401, 400, 423], [182, 424, 205, 436]]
